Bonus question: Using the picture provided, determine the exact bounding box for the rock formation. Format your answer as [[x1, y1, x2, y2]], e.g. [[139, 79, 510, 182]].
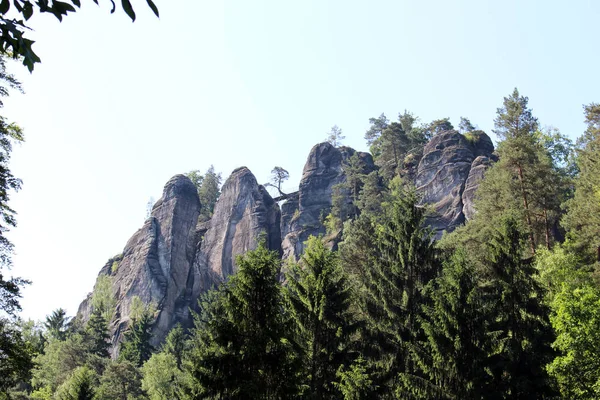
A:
[[78, 168, 280, 355], [280, 142, 375, 259], [78, 175, 201, 354], [79, 135, 494, 355], [415, 130, 495, 238], [194, 166, 281, 281]]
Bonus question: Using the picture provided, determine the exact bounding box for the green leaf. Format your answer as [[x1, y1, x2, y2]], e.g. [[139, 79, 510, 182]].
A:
[[71, 0, 81, 7], [146, 0, 158, 18], [0, 0, 10, 14], [121, 0, 135, 21], [22, 2, 33, 20]]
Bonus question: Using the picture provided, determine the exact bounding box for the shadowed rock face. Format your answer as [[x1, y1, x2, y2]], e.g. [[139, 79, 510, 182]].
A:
[[281, 142, 375, 259], [78, 175, 201, 355], [195, 167, 281, 282], [415, 130, 495, 238]]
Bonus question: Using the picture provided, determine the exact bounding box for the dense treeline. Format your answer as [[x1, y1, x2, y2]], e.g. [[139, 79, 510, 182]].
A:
[[3, 89, 600, 399]]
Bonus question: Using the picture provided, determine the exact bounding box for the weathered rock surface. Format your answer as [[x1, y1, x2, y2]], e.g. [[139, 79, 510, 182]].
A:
[[78, 135, 494, 356], [281, 142, 375, 259], [415, 130, 494, 238], [462, 155, 495, 221], [194, 167, 281, 281], [78, 174, 201, 355]]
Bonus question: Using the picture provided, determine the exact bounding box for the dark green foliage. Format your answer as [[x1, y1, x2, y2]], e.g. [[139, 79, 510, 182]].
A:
[[44, 308, 69, 341], [54, 366, 97, 400], [426, 118, 454, 135], [187, 165, 222, 221], [119, 311, 154, 367], [563, 103, 600, 262], [0, 319, 34, 393], [335, 357, 377, 400], [481, 217, 555, 399], [186, 242, 299, 399], [96, 361, 145, 400], [84, 308, 110, 358], [162, 323, 186, 369], [446, 89, 569, 257], [0, 0, 159, 72], [418, 249, 489, 399], [283, 236, 358, 399], [366, 111, 429, 182], [458, 117, 476, 133], [353, 185, 439, 394]]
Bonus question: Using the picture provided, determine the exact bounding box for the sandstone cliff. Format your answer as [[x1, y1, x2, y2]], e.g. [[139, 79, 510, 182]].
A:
[[79, 134, 494, 355], [415, 130, 495, 238], [280, 142, 375, 259], [78, 175, 201, 354]]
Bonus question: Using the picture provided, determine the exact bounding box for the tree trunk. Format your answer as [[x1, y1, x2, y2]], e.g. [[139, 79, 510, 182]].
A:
[[517, 164, 536, 254]]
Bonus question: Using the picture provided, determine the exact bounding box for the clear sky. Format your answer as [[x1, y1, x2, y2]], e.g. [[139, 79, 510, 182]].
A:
[[3, 0, 599, 321]]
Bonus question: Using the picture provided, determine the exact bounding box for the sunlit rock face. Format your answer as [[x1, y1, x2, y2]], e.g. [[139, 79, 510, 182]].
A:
[[194, 166, 281, 282], [415, 130, 495, 238], [280, 142, 375, 260], [78, 134, 494, 357], [78, 174, 201, 356]]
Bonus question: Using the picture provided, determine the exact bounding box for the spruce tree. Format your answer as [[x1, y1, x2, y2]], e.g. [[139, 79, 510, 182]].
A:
[[54, 366, 97, 400], [44, 308, 69, 341], [418, 249, 490, 399], [119, 310, 154, 367], [162, 323, 186, 369], [283, 236, 358, 399], [481, 217, 555, 399], [186, 242, 299, 399], [356, 184, 439, 395], [84, 307, 110, 358]]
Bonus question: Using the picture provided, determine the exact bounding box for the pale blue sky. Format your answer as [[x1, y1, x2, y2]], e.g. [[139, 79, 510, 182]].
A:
[[4, 0, 599, 321]]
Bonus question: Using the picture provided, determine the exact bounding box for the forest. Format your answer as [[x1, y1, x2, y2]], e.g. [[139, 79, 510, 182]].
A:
[[1, 76, 599, 399]]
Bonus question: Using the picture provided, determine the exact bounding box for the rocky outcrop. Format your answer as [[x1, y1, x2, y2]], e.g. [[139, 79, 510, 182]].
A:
[[194, 167, 281, 281], [78, 168, 281, 356], [281, 142, 375, 259], [415, 130, 494, 238], [78, 175, 201, 355], [462, 155, 495, 221], [78, 135, 494, 356]]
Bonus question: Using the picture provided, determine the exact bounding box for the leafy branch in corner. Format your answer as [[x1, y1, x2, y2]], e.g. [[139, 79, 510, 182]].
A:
[[0, 0, 160, 72]]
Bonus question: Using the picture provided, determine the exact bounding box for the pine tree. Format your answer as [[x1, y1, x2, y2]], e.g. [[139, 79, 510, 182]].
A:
[[84, 307, 110, 358], [283, 236, 358, 399], [481, 217, 555, 399], [119, 310, 154, 367], [563, 103, 600, 262], [186, 242, 299, 399], [446, 89, 567, 257]]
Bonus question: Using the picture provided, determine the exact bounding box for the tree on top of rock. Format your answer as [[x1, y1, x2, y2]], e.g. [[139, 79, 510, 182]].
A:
[[327, 125, 345, 147], [267, 166, 290, 196]]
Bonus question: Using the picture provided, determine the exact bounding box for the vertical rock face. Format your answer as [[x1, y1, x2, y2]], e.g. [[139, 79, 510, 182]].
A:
[[78, 175, 201, 355], [415, 130, 494, 238], [78, 136, 493, 356], [280, 142, 375, 259], [195, 167, 281, 281]]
